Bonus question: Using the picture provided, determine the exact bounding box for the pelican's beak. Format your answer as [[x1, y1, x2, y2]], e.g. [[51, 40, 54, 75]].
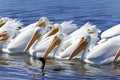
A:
[[43, 36, 61, 58], [23, 31, 41, 54], [0, 31, 9, 41], [113, 48, 120, 62], [36, 19, 46, 28], [0, 20, 6, 28], [68, 37, 88, 60], [45, 26, 59, 38]]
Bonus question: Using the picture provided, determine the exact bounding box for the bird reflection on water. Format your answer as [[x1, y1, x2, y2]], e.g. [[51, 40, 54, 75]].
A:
[[23, 56, 85, 79], [0, 53, 120, 79]]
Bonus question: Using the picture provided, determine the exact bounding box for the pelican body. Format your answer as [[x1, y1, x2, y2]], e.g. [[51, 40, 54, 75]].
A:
[[84, 35, 120, 64], [41, 22, 101, 60], [56, 22, 101, 59], [28, 23, 65, 58], [2, 17, 50, 53], [80, 24, 120, 64], [0, 17, 23, 50], [25, 21, 78, 58]]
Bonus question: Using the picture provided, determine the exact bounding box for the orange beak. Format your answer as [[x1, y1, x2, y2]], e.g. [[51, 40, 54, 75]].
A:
[[68, 38, 88, 60], [36, 20, 46, 28], [43, 36, 61, 58], [44, 26, 59, 38], [0, 20, 6, 28], [0, 31, 9, 41], [113, 48, 120, 62], [23, 19, 47, 54], [23, 31, 41, 54]]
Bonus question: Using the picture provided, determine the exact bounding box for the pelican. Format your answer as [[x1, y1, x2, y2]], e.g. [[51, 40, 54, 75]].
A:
[[0, 17, 23, 50], [0, 17, 9, 27], [24, 21, 78, 57], [26, 23, 65, 57], [98, 24, 120, 64], [42, 22, 101, 59], [84, 35, 120, 64], [60, 24, 100, 59], [71, 24, 120, 65], [2, 17, 50, 53], [42, 24, 65, 58], [61, 22, 101, 51]]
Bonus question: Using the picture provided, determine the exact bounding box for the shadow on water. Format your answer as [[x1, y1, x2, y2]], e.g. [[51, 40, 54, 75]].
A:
[[0, 52, 120, 80]]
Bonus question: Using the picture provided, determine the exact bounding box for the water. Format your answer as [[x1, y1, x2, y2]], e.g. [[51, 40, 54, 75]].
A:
[[0, 0, 120, 80]]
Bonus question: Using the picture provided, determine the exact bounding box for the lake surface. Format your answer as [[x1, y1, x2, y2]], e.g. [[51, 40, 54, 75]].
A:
[[0, 0, 120, 80]]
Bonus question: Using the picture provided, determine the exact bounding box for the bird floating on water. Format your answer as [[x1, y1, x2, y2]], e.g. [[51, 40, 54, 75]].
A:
[[0, 17, 23, 50], [0, 16, 120, 65], [2, 17, 51, 53], [78, 24, 120, 65]]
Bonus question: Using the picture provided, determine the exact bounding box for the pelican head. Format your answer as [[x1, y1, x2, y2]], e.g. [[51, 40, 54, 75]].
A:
[[68, 35, 91, 60], [86, 24, 101, 35], [36, 17, 49, 28], [0, 17, 23, 32], [0, 17, 10, 27], [45, 23, 62, 38], [68, 24, 101, 60], [43, 23, 63, 58], [0, 18, 23, 41]]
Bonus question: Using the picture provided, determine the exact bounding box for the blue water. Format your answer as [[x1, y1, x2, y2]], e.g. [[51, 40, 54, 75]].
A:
[[0, 0, 120, 80]]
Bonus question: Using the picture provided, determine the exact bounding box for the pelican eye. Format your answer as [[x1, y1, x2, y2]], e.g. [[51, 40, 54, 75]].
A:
[[0, 20, 2, 22], [18, 27, 22, 29], [81, 37, 84, 40], [0, 20, 6, 27], [47, 26, 53, 30], [2, 31, 7, 34], [87, 29, 90, 32], [49, 26, 52, 29], [4, 31, 7, 32]]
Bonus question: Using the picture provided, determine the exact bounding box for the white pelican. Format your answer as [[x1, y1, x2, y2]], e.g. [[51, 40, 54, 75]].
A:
[[42, 24, 65, 58], [2, 17, 50, 53], [42, 22, 101, 59], [61, 22, 101, 51], [0, 17, 9, 27], [24, 21, 78, 57], [60, 24, 101, 59], [0, 17, 23, 50], [73, 24, 120, 65], [27, 23, 65, 57], [84, 35, 120, 64], [97, 24, 120, 64]]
